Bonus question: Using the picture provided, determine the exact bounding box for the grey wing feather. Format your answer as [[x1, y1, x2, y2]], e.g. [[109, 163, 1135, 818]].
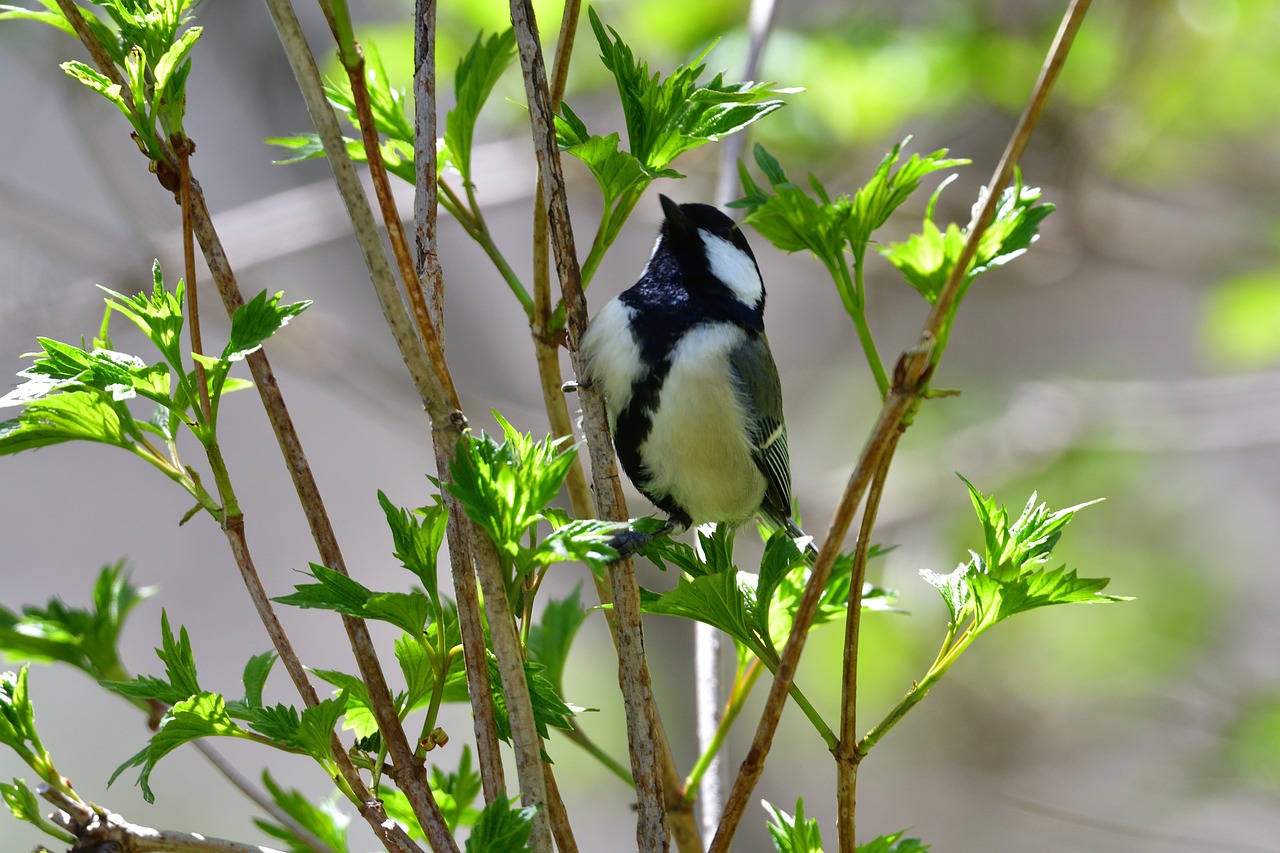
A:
[[730, 333, 793, 521]]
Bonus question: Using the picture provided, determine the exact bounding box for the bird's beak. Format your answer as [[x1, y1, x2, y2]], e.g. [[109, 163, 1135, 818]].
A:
[[658, 194, 692, 237]]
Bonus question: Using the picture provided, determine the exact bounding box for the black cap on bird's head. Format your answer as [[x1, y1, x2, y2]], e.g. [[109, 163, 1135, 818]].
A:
[[655, 195, 763, 307]]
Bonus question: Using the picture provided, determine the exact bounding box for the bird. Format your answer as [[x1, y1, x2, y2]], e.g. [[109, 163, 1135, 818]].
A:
[[579, 194, 812, 558]]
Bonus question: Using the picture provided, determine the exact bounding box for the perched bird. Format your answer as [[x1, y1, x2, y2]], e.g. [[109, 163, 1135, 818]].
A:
[[580, 194, 810, 556]]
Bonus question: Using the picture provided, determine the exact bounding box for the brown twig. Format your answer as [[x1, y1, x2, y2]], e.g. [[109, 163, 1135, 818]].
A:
[[470, 534, 555, 852], [835, 434, 898, 852], [508, 2, 687, 850], [415, 0, 508, 804], [51, 0, 126, 89], [710, 2, 1094, 848], [41, 783, 286, 853], [176, 138, 212, 424]]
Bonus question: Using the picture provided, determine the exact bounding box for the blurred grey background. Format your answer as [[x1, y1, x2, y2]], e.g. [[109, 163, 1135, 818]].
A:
[[3, 1, 1280, 851]]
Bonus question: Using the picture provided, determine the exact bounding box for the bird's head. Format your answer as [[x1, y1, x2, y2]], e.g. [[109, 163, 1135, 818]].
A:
[[656, 194, 764, 310]]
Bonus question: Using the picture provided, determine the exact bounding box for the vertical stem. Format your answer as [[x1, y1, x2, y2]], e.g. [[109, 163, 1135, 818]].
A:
[[176, 138, 212, 424], [471, 534, 555, 853], [835, 436, 898, 852], [414, 0, 508, 803], [510, 3, 700, 850]]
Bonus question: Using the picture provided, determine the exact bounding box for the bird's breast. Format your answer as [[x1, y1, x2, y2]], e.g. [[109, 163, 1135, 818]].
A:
[[639, 323, 766, 526]]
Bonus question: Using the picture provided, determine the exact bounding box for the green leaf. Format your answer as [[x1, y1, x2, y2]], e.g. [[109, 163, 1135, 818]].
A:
[[293, 693, 348, 768], [558, 125, 652, 206], [379, 490, 449, 600], [641, 568, 767, 661], [254, 771, 351, 853], [60, 60, 132, 122], [239, 652, 276, 710], [525, 585, 589, 696], [526, 516, 621, 570], [447, 413, 578, 570], [847, 139, 970, 256], [428, 745, 483, 832], [224, 289, 310, 363], [100, 262, 186, 364], [763, 797, 823, 853], [0, 1, 74, 35], [114, 692, 250, 803], [153, 25, 202, 132], [101, 610, 201, 705], [857, 830, 931, 852], [0, 562, 152, 682], [582, 7, 791, 175], [0, 391, 135, 455], [465, 793, 537, 853], [929, 479, 1127, 634], [366, 591, 434, 635], [274, 563, 374, 618], [443, 28, 516, 181], [5, 338, 172, 407], [312, 669, 378, 739], [395, 626, 468, 714], [879, 171, 1054, 303], [0, 667, 39, 758]]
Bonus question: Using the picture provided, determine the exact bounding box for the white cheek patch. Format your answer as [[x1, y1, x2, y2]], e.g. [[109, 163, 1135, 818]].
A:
[[701, 230, 763, 307], [580, 298, 643, 427]]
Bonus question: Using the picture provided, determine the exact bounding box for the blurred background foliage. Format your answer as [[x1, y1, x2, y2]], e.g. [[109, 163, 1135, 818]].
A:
[[2, 0, 1279, 851]]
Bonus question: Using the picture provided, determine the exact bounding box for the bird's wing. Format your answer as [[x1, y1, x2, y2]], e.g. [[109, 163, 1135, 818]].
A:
[[730, 332, 793, 523]]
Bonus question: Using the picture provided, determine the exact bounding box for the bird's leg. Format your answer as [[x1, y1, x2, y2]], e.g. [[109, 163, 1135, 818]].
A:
[[606, 512, 690, 561]]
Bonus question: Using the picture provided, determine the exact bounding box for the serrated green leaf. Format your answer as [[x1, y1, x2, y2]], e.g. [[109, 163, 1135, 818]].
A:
[[444, 28, 516, 181], [0, 391, 135, 455], [0, 562, 151, 682], [641, 569, 766, 661], [447, 413, 578, 572], [254, 771, 351, 853], [465, 793, 536, 853], [156, 610, 201, 698], [224, 289, 310, 363], [763, 797, 823, 853], [379, 490, 449, 599], [366, 591, 434, 635], [153, 25, 201, 102], [0, 667, 38, 758], [116, 692, 250, 803], [560, 128, 650, 206], [857, 830, 931, 852], [879, 171, 1054, 304], [582, 8, 791, 176], [293, 693, 347, 768], [248, 703, 302, 745], [60, 60, 131, 121], [312, 669, 378, 739], [274, 563, 374, 618], [0, 1, 74, 35], [5, 338, 172, 408], [239, 652, 276, 710], [920, 566, 970, 626]]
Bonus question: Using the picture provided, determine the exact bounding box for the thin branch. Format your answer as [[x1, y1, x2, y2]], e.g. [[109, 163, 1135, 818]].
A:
[[51, 0, 126, 89], [415, 0, 508, 804], [470, 534, 555, 852], [176, 138, 211, 424], [710, 2, 1094, 847], [835, 435, 898, 852], [508, 2, 685, 850], [41, 784, 287, 853], [192, 741, 339, 853]]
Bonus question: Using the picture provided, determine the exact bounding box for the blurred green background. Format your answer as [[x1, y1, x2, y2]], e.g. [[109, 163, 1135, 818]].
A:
[[2, 1, 1279, 850]]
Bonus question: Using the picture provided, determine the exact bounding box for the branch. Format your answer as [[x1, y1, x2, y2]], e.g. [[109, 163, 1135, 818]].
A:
[[414, 0, 508, 804], [835, 436, 897, 852], [41, 784, 285, 853], [508, 2, 689, 850], [470, 534, 555, 852], [710, 2, 1095, 847]]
